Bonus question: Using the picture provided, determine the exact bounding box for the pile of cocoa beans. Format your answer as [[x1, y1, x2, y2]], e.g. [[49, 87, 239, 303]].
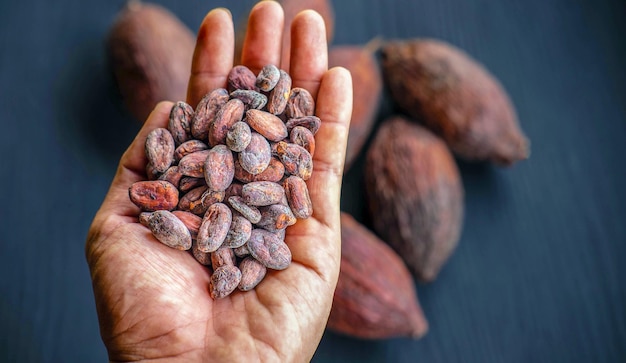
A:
[[129, 64, 317, 299], [109, 0, 530, 340]]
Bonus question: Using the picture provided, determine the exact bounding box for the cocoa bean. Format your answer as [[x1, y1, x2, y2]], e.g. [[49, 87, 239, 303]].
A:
[[274, 141, 313, 180], [285, 87, 315, 119], [289, 126, 315, 156], [208, 98, 245, 147], [245, 109, 288, 142], [168, 101, 193, 145], [191, 88, 229, 140], [227, 196, 262, 224], [143, 210, 192, 250], [247, 229, 291, 270], [174, 140, 209, 162], [158, 166, 183, 189], [285, 115, 321, 135], [227, 65, 257, 92], [225, 121, 252, 152], [230, 90, 267, 111], [178, 176, 206, 192], [238, 132, 272, 175], [283, 176, 313, 219], [267, 70, 291, 115], [238, 257, 267, 291], [197, 203, 232, 253], [145, 128, 175, 173], [257, 204, 296, 230], [129, 180, 179, 211], [211, 246, 236, 268], [203, 145, 235, 192], [171, 210, 202, 239], [178, 149, 210, 178], [222, 215, 252, 248], [145, 162, 160, 180], [242, 181, 285, 207], [192, 241, 212, 266], [210, 265, 242, 299], [255, 64, 280, 92], [233, 244, 250, 258], [234, 157, 284, 183], [177, 186, 209, 215]]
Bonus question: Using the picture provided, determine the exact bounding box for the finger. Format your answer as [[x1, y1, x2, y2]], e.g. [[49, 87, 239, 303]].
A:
[[187, 8, 234, 108], [240, 1, 284, 74], [287, 10, 328, 98]]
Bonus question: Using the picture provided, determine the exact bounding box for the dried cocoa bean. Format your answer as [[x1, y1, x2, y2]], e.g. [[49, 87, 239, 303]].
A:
[[227, 65, 257, 92], [178, 149, 210, 178], [381, 39, 529, 165], [257, 204, 296, 230], [222, 215, 252, 248], [290, 126, 315, 156], [234, 157, 284, 183], [328, 213, 428, 339], [174, 140, 209, 162], [247, 229, 291, 270], [365, 116, 464, 282], [285, 87, 315, 119], [238, 132, 272, 175], [197, 203, 232, 253], [192, 241, 212, 266], [143, 210, 192, 250], [285, 115, 321, 135], [171, 210, 202, 239], [191, 88, 229, 140], [210, 265, 242, 299], [283, 176, 313, 219], [158, 166, 183, 189], [242, 181, 285, 207], [230, 90, 267, 111], [267, 70, 291, 115], [168, 101, 193, 145], [203, 145, 235, 192], [208, 98, 245, 147], [145, 162, 160, 180], [226, 121, 252, 152], [238, 257, 267, 291], [227, 196, 262, 224], [211, 246, 236, 268], [129, 180, 179, 211], [233, 244, 250, 258], [274, 141, 313, 180], [224, 182, 243, 200], [200, 189, 225, 209], [177, 185, 209, 215], [255, 64, 280, 92], [178, 176, 206, 192], [245, 109, 288, 142], [145, 128, 175, 173]]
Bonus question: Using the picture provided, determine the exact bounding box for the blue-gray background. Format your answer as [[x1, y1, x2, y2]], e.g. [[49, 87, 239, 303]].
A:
[[1, 0, 625, 362]]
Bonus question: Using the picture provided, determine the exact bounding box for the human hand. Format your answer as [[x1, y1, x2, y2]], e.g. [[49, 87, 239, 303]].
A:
[[86, 1, 352, 362]]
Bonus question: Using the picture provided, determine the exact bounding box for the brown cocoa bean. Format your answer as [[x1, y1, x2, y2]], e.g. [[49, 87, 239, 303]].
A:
[[227, 196, 262, 224], [285, 87, 315, 119], [129, 180, 179, 211], [224, 182, 243, 200], [208, 98, 245, 147], [203, 145, 235, 192], [145, 162, 160, 180], [178, 149, 210, 178], [267, 70, 291, 115], [245, 109, 288, 142], [168, 101, 193, 145], [328, 213, 428, 339], [230, 90, 267, 111], [225, 121, 252, 152], [255, 64, 280, 92], [227, 65, 257, 92], [242, 181, 285, 207], [143, 210, 192, 250], [247, 229, 291, 270], [381, 39, 529, 165], [233, 244, 250, 258], [177, 185, 209, 215], [209, 265, 242, 299], [174, 140, 209, 162], [178, 176, 206, 192], [191, 88, 229, 140], [171, 210, 202, 239], [289, 126, 315, 156], [235, 157, 284, 183], [238, 132, 272, 175], [222, 215, 252, 248], [364, 116, 464, 282], [238, 257, 267, 291], [157, 165, 183, 189], [258, 204, 296, 230], [145, 128, 175, 173], [283, 176, 313, 219], [201, 189, 225, 209], [192, 241, 212, 266], [197, 202, 232, 253], [211, 246, 236, 268], [285, 115, 321, 135], [274, 141, 313, 180]]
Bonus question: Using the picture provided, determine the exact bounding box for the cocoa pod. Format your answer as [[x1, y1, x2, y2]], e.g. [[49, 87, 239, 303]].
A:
[[364, 116, 464, 282], [197, 202, 232, 253], [204, 145, 235, 192], [247, 229, 291, 270], [142, 210, 192, 250], [168, 101, 194, 146], [107, 1, 194, 122], [210, 265, 242, 299], [208, 98, 245, 147], [381, 39, 529, 165], [145, 128, 175, 173], [267, 70, 292, 115], [238, 257, 267, 291], [129, 180, 178, 211], [191, 88, 229, 140], [246, 109, 288, 142], [238, 132, 272, 175], [328, 213, 428, 339], [328, 45, 382, 172]]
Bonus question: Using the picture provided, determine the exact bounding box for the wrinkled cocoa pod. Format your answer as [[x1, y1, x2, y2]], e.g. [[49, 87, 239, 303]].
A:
[[158, 166, 183, 189], [328, 45, 382, 172], [174, 140, 209, 162], [197, 203, 232, 253], [204, 145, 235, 192], [285, 115, 321, 135], [274, 141, 313, 180], [246, 109, 289, 142], [171, 210, 202, 239], [191, 88, 229, 140], [210, 265, 242, 299], [364, 116, 464, 282], [290, 126, 315, 156], [267, 70, 291, 115], [242, 181, 286, 207], [168, 101, 193, 145], [235, 157, 284, 183], [283, 176, 313, 219], [230, 90, 267, 111], [238, 132, 271, 175], [381, 39, 529, 165], [178, 149, 210, 178], [129, 180, 179, 211], [228, 196, 262, 224], [247, 229, 291, 270], [209, 98, 245, 147], [238, 257, 267, 291], [107, 1, 194, 122], [145, 128, 175, 173], [227, 65, 257, 92], [328, 213, 428, 339], [285, 87, 315, 119], [143, 210, 192, 250], [211, 246, 237, 268], [222, 215, 253, 248], [255, 64, 280, 91]]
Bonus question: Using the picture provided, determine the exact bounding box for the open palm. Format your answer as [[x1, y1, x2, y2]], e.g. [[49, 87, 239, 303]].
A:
[[85, 2, 352, 362]]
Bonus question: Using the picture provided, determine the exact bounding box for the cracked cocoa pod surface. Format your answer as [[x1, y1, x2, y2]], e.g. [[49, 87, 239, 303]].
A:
[[381, 39, 529, 165], [364, 116, 464, 282]]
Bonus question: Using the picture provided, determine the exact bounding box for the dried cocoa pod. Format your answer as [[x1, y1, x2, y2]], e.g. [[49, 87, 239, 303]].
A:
[[285, 115, 321, 135], [267, 70, 291, 115], [258, 204, 297, 230], [174, 140, 209, 162], [233, 244, 250, 258], [290, 126, 315, 156], [168, 101, 193, 145], [226, 121, 252, 152], [142, 210, 192, 250], [197, 202, 232, 253], [227, 65, 257, 92], [247, 229, 291, 270], [328, 45, 382, 171], [191, 88, 229, 140], [283, 176, 313, 219], [242, 181, 285, 207], [192, 241, 212, 266], [208, 98, 245, 147], [365, 116, 464, 282], [211, 246, 236, 268], [171, 210, 202, 239], [230, 90, 267, 111], [274, 141, 313, 180], [179, 176, 206, 192], [381, 39, 529, 165], [107, 1, 194, 122], [238, 132, 272, 175], [145, 128, 175, 173], [228, 196, 262, 224], [158, 166, 183, 189], [285, 87, 315, 119], [234, 157, 284, 183], [245, 109, 288, 142], [238, 257, 267, 291], [203, 145, 235, 192], [177, 186, 209, 215], [178, 149, 210, 178], [210, 265, 242, 299], [222, 215, 252, 248], [255, 64, 280, 92], [328, 213, 428, 339], [129, 180, 178, 211]]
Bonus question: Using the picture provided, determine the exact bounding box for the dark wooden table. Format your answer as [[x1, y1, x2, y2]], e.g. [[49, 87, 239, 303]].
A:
[[1, 0, 625, 362]]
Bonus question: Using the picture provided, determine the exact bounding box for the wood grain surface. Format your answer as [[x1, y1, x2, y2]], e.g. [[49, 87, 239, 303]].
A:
[[0, 0, 625, 362]]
